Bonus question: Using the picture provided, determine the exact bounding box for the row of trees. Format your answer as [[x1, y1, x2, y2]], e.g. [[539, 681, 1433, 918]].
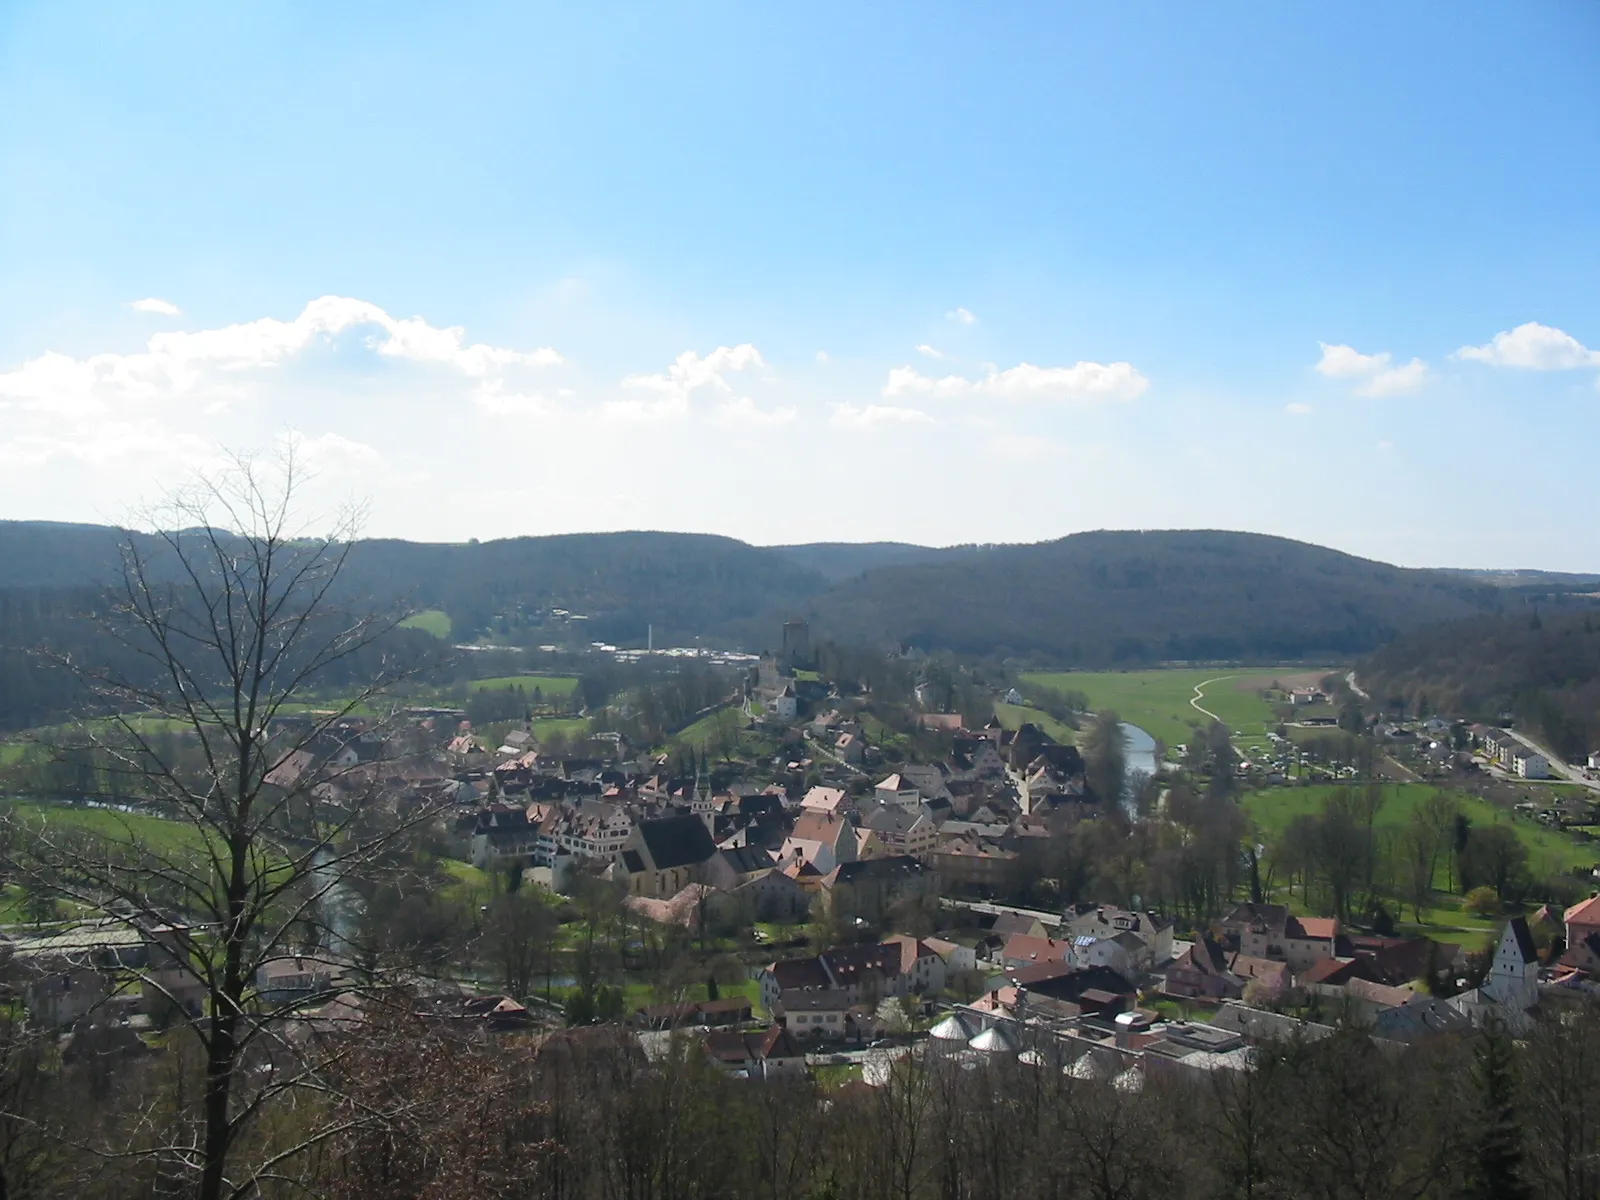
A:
[[1267, 787, 1570, 925], [8, 997, 1600, 1199]]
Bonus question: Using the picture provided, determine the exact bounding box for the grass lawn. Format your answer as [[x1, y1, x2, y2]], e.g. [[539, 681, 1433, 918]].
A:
[[1024, 667, 1332, 748], [813, 1063, 864, 1087], [992, 702, 1077, 745], [468, 674, 579, 697], [1244, 783, 1596, 884], [399, 609, 453, 639], [670, 704, 747, 750], [4, 799, 213, 857], [439, 859, 493, 903]]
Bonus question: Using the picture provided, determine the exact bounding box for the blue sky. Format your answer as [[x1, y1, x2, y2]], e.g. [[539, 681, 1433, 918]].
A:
[[2, 3, 1597, 568]]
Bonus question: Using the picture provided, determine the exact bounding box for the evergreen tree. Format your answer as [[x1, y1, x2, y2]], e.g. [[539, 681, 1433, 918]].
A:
[[1468, 1020, 1532, 1200]]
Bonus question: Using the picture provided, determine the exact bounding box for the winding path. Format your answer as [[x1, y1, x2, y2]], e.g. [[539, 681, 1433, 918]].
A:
[[1189, 675, 1235, 724]]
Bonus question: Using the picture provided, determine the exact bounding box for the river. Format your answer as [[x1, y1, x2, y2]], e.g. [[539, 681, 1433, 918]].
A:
[[1120, 722, 1158, 813], [310, 847, 364, 956]]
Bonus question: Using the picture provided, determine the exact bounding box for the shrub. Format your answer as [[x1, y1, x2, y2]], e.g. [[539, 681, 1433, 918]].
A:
[[1465, 886, 1501, 917]]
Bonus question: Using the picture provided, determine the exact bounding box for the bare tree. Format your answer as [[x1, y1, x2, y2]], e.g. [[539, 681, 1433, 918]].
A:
[[5, 453, 446, 1200]]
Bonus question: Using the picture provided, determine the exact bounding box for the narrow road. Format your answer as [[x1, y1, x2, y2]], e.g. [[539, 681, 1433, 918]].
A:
[[1493, 729, 1600, 794], [1189, 676, 1234, 723]]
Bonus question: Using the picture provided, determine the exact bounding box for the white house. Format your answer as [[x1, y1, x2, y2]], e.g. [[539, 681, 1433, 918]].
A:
[[1513, 748, 1551, 780], [771, 685, 799, 720], [1449, 917, 1539, 1031], [874, 774, 924, 811]]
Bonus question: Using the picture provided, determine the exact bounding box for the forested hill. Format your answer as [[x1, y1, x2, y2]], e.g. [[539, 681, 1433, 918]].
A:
[[767, 541, 946, 581], [1360, 609, 1600, 760], [0, 521, 1581, 678], [800, 530, 1524, 664]]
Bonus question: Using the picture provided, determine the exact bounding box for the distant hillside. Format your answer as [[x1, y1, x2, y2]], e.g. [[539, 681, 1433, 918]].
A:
[[801, 530, 1520, 665], [769, 541, 944, 581], [342, 531, 830, 647], [1360, 608, 1600, 760], [0, 521, 1586, 719]]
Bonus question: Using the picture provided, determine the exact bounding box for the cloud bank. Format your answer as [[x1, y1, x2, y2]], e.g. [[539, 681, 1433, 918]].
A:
[[883, 360, 1149, 404], [1456, 322, 1600, 370], [1314, 342, 1428, 397]]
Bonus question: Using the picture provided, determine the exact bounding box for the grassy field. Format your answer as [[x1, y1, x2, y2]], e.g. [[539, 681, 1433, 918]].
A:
[[670, 704, 748, 750], [399, 609, 452, 639], [992, 702, 1077, 745], [1024, 667, 1331, 748], [1243, 783, 1597, 881], [468, 674, 579, 697], [3, 799, 213, 857]]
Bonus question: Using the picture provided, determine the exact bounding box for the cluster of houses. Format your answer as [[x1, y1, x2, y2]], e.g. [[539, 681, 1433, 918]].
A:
[[453, 702, 1109, 934], [1475, 726, 1553, 780]]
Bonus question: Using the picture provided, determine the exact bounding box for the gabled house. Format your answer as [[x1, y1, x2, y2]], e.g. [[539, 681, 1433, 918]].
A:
[[614, 815, 720, 900], [863, 805, 938, 858], [704, 1024, 807, 1078], [1219, 903, 1337, 972], [801, 785, 852, 816], [1164, 935, 1243, 1001], [1001, 934, 1073, 972], [780, 809, 859, 876], [1066, 906, 1173, 968], [470, 804, 538, 869], [1565, 895, 1600, 949], [873, 774, 924, 811], [1448, 917, 1540, 1031]]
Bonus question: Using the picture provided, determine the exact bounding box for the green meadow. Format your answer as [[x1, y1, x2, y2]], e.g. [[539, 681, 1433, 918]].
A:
[[1243, 782, 1596, 881], [1024, 667, 1331, 748], [399, 609, 453, 639], [468, 674, 580, 697]]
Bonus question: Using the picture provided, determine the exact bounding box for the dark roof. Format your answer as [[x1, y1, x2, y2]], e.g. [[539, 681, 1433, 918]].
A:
[[637, 815, 718, 871], [1185, 935, 1231, 976], [1222, 902, 1289, 931], [473, 804, 531, 834], [720, 845, 777, 875], [620, 850, 645, 874], [1372, 998, 1472, 1043], [1013, 964, 1135, 1001], [830, 856, 929, 885], [1507, 916, 1538, 964]]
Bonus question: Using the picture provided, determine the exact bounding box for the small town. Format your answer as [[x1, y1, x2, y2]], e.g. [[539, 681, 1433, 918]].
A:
[[3, 5, 1597, 1196], [9, 604, 1600, 1194]]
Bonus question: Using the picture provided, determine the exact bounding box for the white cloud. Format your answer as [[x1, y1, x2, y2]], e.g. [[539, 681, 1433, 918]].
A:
[[815, 350, 830, 365], [473, 382, 559, 418], [0, 295, 562, 420], [946, 307, 977, 325], [830, 403, 932, 429], [882, 360, 1148, 405], [622, 344, 765, 399], [1285, 402, 1313, 415], [1313, 342, 1427, 396], [0, 296, 563, 485], [1357, 358, 1428, 397], [916, 344, 945, 359], [129, 297, 181, 316], [984, 433, 1056, 461], [292, 431, 385, 467], [617, 344, 767, 421], [1314, 343, 1389, 379], [715, 396, 796, 426], [1377, 440, 1394, 452], [1456, 321, 1600, 370]]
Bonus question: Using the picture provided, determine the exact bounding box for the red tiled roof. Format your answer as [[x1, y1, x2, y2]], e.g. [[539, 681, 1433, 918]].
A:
[[1565, 895, 1600, 927], [1291, 916, 1339, 940]]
